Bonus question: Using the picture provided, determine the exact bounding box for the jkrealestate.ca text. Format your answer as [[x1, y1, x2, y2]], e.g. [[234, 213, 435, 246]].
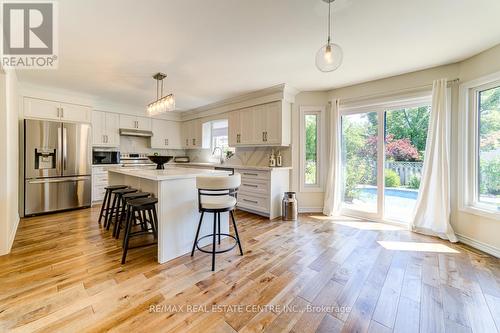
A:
[[149, 304, 351, 314], [1, 55, 57, 68]]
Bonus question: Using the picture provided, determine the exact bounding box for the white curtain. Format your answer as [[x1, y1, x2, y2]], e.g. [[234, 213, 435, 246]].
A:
[[323, 99, 342, 216], [411, 79, 457, 242]]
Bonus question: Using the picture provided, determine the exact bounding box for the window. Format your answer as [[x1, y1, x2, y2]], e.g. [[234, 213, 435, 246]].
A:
[[300, 106, 325, 191], [202, 119, 234, 159], [460, 73, 500, 218]]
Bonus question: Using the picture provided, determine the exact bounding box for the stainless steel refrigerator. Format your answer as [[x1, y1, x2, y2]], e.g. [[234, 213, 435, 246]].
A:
[[24, 119, 92, 216]]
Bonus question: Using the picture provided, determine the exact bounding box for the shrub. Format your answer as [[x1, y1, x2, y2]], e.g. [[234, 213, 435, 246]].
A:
[[480, 157, 500, 195], [408, 175, 421, 189], [385, 169, 401, 187]]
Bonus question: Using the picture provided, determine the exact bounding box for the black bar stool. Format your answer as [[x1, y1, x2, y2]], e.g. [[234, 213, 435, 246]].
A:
[[99, 185, 128, 225], [114, 191, 151, 239], [121, 197, 159, 264], [191, 174, 243, 271], [105, 187, 138, 231]]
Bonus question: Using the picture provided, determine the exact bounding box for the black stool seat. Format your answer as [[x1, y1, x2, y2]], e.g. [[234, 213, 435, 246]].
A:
[[98, 185, 128, 225], [121, 196, 159, 264], [128, 197, 158, 207], [122, 191, 150, 200], [113, 188, 138, 195], [105, 185, 128, 190]]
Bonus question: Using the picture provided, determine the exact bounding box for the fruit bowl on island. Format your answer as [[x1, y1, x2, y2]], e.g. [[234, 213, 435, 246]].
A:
[[147, 155, 173, 169]]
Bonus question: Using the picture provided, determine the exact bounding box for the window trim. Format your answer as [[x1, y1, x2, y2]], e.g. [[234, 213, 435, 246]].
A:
[[459, 71, 500, 221], [299, 106, 325, 192]]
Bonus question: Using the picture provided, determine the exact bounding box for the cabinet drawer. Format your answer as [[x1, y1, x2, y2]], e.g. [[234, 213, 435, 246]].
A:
[[238, 169, 270, 181], [93, 174, 108, 184], [239, 179, 269, 196], [92, 166, 109, 174], [237, 193, 269, 213]]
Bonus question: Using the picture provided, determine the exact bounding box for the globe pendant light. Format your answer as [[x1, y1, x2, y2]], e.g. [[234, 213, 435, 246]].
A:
[[316, 0, 343, 72], [147, 73, 175, 115]]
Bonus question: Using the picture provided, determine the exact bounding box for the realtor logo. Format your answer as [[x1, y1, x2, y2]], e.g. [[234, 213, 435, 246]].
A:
[[1, 1, 58, 68]]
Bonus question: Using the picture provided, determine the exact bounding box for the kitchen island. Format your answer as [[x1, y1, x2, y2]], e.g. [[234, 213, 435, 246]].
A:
[[108, 167, 231, 263]]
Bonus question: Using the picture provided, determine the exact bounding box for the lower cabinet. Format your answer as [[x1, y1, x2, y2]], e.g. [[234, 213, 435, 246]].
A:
[[92, 165, 114, 202], [236, 168, 290, 219]]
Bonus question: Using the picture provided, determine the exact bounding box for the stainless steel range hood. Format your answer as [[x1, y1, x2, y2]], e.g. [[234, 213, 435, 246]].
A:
[[119, 128, 153, 137]]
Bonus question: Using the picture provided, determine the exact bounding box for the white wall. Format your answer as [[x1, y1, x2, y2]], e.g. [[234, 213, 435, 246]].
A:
[[0, 68, 20, 255]]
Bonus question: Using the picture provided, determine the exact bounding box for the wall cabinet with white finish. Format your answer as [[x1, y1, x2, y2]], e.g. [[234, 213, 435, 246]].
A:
[[92, 111, 120, 147], [228, 100, 291, 147], [119, 114, 152, 131], [151, 119, 182, 149], [182, 119, 202, 149], [23, 97, 92, 123]]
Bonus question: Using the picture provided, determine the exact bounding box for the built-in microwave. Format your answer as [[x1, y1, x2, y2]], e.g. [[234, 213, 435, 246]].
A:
[[92, 149, 120, 165]]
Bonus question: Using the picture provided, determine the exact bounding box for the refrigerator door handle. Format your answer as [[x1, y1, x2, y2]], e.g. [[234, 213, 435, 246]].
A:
[[62, 126, 67, 170], [28, 176, 91, 184]]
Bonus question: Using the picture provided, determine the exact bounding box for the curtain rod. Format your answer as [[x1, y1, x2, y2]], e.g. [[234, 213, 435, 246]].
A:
[[331, 78, 460, 105]]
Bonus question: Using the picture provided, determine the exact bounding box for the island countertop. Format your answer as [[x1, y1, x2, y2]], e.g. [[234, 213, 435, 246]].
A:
[[108, 166, 229, 181]]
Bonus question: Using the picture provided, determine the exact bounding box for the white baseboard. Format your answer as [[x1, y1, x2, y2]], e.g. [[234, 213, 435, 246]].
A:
[[456, 233, 500, 258], [298, 206, 323, 213]]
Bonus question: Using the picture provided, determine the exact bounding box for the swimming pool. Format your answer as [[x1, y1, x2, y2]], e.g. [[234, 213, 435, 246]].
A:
[[358, 187, 418, 199]]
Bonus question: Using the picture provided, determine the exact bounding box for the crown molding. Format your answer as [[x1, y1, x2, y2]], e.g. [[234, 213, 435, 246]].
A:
[[181, 83, 299, 121]]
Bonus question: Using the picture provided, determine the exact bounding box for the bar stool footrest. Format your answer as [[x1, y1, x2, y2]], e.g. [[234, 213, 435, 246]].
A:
[[195, 233, 239, 254]]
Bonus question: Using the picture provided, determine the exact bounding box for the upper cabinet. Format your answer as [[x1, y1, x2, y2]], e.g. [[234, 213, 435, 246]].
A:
[[92, 111, 120, 147], [228, 101, 291, 147], [24, 97, 92, 123], [151, 119, 182, 149], [182, 119, 202, 149], [119, 114, 152, 131]]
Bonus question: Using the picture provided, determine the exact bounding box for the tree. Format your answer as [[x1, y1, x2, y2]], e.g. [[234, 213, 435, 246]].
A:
[[385, 106, 430, 152]]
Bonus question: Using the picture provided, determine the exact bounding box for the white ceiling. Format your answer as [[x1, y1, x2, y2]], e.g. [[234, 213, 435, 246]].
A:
[[17, 0, 500, 111]]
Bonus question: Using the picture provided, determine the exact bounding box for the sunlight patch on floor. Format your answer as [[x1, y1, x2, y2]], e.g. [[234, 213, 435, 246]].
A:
[[309, 215, 360, 221], [333, 221, 404, 231], [377, 241, 460, 253]]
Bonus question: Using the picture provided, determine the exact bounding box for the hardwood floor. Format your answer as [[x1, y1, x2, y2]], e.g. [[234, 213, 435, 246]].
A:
[[1, 207, 499, 333]]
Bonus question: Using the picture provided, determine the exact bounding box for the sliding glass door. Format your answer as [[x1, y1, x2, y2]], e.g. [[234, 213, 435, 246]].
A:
[[340, 103, 430, 223], [341, 112, 380, 218]]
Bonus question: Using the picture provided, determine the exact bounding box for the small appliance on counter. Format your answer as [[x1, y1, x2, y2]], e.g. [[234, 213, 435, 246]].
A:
[[148, 155, 173, 169], [92, 149, 120, 165]]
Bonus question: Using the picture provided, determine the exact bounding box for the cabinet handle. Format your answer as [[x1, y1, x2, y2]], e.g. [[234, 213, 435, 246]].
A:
[[237, 134, 240, 143], [105, 135, 108, 143], [61, 108, 64, 118], [192, 138, 195, 145], [242, 198, 258, 204], [165, 138, 169, 146], [243, 173, 259, 176], [57, 107, 60, 118], [265, 131, 268, 142], [242, 183, 258, 188]]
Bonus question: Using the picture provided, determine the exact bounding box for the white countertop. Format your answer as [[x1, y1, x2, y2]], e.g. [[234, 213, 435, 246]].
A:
[[170, 162, 292, 171], [108, 166, 230, 181]]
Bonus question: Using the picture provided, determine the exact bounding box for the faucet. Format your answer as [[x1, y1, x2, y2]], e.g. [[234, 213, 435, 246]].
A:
[[212, 147, 224, 164]]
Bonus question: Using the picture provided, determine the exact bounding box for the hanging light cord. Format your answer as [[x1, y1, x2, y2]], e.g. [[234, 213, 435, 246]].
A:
[[327, 0, 331, 44]]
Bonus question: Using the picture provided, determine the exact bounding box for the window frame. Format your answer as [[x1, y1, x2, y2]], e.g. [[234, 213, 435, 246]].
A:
[[299, 106, 325, 192], [459, 71, 500, 220]]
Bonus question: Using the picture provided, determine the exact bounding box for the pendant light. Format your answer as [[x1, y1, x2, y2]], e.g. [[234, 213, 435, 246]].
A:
[[316, 0, 343, 72], [147, 73, 175, 115]]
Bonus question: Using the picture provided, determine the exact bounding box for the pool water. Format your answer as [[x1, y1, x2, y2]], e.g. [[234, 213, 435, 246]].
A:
[[359, 187, 418, 200]]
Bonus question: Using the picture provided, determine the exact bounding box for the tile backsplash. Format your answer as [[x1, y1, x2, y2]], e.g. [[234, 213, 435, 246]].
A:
[[112, 136, 291, 167], [119, 136, 185, 156], [188, 146, 291, 167]]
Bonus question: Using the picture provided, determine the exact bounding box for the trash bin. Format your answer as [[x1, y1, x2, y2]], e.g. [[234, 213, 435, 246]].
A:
[[282, 192, 298, 221]]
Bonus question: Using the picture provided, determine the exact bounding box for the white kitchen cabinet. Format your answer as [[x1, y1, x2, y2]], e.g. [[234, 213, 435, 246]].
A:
[[182, 119, 202, 149], [151, 119, 182, 149], [92, 165, 112, 202], [92, 110, 120, 147], [119, 114, 152, 131], [228, 100, 291, 147], [24, 97, 92, 123]]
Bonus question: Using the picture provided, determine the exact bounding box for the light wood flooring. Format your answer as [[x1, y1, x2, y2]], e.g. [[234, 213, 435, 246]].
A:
[[0, 206, 499, 332]]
